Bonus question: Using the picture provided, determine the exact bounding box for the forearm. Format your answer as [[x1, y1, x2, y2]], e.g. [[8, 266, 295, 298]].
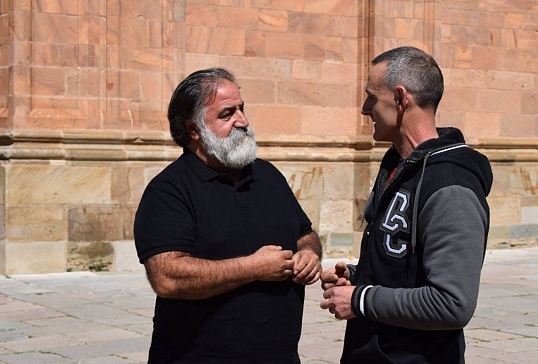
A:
[[297, 230, 322, 259], [145, 251, 257, 300]]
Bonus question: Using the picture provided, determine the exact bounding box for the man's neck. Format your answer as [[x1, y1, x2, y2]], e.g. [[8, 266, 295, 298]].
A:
[[395, 129, 439, 159]]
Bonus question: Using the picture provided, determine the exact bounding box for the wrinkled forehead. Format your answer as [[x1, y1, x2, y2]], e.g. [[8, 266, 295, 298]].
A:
[[204, 79, 239, 106], [207, 81, 243, 109]]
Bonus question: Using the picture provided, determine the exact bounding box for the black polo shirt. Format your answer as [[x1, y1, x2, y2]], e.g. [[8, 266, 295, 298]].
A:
[[134, 148, 313, 363]]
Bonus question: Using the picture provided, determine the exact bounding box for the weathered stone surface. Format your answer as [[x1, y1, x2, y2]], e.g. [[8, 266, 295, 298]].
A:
[[7, 205, 67, 242], [5, 241, 66, 274], [113, 240, 144, 272], [1, 1, 538, 273], [319, 199, 353, 235], [68, 205, 127, 243], [6, 165, 111, 205]]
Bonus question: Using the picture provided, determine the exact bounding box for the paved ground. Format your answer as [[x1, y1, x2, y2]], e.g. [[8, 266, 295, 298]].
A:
[[1, 247, 538, 363]]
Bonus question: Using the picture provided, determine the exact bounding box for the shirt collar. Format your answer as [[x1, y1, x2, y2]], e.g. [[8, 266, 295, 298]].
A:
[[181, 147, 256, 183]]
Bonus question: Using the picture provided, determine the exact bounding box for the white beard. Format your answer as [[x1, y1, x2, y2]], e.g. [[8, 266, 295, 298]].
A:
[[199, 125, 257, 169]]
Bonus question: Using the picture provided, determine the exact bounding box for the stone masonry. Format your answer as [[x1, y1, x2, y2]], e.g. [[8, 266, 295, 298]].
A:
[[0, 0, 537, 273]]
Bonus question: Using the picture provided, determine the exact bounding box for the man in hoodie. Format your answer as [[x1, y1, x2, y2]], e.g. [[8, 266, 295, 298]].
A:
[[135, 67, 322, 363], [320, 46, 492, 363]]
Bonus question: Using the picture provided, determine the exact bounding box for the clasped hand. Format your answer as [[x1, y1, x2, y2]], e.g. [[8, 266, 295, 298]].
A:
[[252, 245, 321, 285], [319, 262, 357, 320]]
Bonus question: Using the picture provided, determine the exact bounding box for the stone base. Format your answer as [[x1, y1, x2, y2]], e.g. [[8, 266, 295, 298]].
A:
[[2, 241, 66, 274], [113, 240, 144, 272]]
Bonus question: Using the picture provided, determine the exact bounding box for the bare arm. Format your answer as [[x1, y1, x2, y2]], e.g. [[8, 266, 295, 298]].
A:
[[292, 231, 323, 285], [144, 245, 294, 300]]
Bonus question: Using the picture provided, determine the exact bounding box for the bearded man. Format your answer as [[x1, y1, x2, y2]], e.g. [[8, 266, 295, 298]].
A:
[[134, 68, 322, 364]]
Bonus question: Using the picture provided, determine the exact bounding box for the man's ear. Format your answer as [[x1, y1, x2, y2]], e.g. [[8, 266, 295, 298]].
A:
[[187, 120, 200, 140], [394, 86, 408, 110]]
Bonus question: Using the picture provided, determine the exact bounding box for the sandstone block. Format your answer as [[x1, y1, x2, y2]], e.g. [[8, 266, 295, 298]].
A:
[[113, 240, 144, 272], [292, 59, 322, 80], [297, 199, 320, 232], [257, 9, 287, 32], [112, 166, 147, 205], [251, 0, 303, 12], [321, 62, 357, 83], [32, 12, 73, 43], [32, 67, 66, 96], [186, 26, 245, 56], [488, 196, 521, 225], [521, 92, 538, 114], [238, 78, 276, 104], [301, 106, 357, 136], [521, 204, 538, 225], [303, 35, 326, 61], [220, 56, 292, 79], [7, 165, 111, 205], [265, 32, 303, 58], [488, 225, 510, 241], [500, 114, 536, 137], [442, 87, 478, 111], [304, 0, 357, 15], [322, 36, 342, 61], [186, 4, 218, 27], [277, 164, 324, 200], [68, 205, 128, 242], [184, 52, 220, 75], [485, 70, 534, 91], [252, 105, 301, 135], [288, 12, 331, 36], [5, 241, 66, 274], [277, 81, 351, 108], [319, 199, 353, 234], [244, 30, 267, 57], [0, 205, 5, 240], [323, 163, 354, 200], [477, 89, 521, 113], [7, 205, 67, 242], [464, 112, 500, 139]]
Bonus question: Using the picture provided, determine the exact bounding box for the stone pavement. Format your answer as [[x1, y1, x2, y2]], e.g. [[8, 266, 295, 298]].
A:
[[1, 247, 538, 364]]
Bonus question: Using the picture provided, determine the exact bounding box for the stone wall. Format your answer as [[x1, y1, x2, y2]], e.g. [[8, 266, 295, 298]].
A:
[[0, 1, 537, 273]]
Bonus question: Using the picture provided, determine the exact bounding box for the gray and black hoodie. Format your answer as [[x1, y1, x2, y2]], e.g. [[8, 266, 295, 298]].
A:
[[342, 127, 493, 364]]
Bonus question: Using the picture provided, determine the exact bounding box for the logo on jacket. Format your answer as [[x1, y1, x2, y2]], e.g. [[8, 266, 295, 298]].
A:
[[380, 190, 411, 258]]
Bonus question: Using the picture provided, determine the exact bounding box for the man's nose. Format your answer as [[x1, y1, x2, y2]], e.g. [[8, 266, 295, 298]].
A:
[[234, 110, 249, 127], [361, 103, 370, 116], [361, 98, 373, 116]]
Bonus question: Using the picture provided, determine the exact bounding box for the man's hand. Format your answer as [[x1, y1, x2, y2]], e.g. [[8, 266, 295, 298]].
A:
[[320, 285, 356, 320], [320, 262, 351, 290], [292, 249, 322, 285], [250, 245, 295, 281]]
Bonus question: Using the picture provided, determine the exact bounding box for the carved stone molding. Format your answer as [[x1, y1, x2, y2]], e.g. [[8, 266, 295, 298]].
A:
[[0, 131, 536, 163]]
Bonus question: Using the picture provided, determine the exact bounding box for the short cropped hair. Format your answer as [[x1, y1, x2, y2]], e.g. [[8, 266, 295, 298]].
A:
[[372, 46, 444, 113], [168, 67, 236, 147]]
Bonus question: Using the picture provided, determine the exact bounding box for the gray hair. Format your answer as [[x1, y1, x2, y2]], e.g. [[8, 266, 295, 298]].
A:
[[372, 46, 444, 112], [167, 68, 236, 147]]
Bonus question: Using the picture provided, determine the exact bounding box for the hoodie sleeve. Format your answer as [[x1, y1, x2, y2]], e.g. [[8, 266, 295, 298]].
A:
[[360, 185, 488, 330]]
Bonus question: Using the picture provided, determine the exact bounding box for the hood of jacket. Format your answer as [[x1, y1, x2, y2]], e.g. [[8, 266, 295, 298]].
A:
[[405, 127, 493, 197]]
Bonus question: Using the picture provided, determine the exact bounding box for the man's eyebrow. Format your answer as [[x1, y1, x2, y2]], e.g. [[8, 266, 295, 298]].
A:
[[218, 103, 243, 115]]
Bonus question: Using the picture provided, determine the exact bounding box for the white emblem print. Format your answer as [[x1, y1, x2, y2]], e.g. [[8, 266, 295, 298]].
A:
[[380, 190, 411, 258]]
